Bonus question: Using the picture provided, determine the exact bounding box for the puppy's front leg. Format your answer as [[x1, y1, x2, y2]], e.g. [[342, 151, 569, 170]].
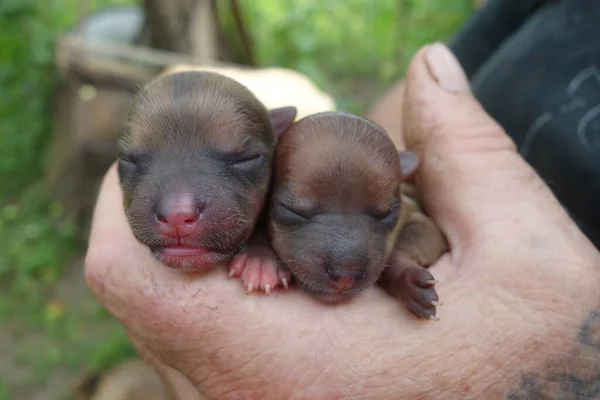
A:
[[379, 211, 447, 320], [229, 230, 291, 295]]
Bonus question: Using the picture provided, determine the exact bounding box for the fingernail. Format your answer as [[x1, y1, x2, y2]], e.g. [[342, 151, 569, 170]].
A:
[[425, 43, 470, 92]]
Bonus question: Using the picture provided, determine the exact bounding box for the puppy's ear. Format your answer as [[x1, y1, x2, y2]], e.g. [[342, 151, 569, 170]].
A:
[[268, 106, 297, 136], [399, 150, 420, 181]]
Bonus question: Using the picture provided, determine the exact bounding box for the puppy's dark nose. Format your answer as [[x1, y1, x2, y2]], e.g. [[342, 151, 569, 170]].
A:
[[326, 265, 364, 290], [155, 194, 203, 237]]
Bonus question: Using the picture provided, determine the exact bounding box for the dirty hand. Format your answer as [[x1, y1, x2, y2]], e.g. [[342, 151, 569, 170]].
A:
[[85, 44, 600, 399]]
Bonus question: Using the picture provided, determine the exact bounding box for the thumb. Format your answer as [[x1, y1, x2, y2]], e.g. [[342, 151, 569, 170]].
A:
[[402, 43, 576, 249]]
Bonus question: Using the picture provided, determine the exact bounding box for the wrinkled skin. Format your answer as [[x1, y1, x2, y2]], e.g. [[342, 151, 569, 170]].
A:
[[85, 44, 600, 399]]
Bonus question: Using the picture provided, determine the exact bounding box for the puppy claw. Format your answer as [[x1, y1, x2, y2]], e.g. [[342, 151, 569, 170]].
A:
[[231, 242, 289, 294], [282, 278, 289, 290], [390, 265, 441, 319], [428, 315, 440, 321]]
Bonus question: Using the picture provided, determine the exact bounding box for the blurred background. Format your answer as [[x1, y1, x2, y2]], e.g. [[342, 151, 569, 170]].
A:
[[0, 0, 477, 398]]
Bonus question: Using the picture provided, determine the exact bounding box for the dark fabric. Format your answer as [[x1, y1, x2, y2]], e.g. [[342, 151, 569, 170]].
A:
[[449, 0, 552, 78], [448, 0, 600, 249]]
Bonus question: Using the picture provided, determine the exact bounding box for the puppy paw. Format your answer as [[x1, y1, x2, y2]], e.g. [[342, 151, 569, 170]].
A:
[[398, 264, 441, 320], [229, 243, 290, 294]]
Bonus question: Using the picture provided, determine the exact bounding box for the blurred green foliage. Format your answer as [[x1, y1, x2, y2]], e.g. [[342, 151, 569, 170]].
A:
[[0, 185, 77, 319], [0, 0, 130, 198], [0, 0, 133, 310], [238, 0, 473, 112], [0, 0, 474, 396], [0, 0, 133, 313], [0, 381, 9, 400], [0, 0, 141, 394], [0, 0, 64, 198]]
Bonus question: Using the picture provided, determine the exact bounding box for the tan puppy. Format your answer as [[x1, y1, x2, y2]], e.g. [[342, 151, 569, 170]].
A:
[[230, 111, 447, 319]]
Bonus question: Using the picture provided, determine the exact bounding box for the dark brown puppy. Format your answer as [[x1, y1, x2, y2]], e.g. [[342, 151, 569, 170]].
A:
[[231, 111, 447, 318], [118, 70, 296, 271]]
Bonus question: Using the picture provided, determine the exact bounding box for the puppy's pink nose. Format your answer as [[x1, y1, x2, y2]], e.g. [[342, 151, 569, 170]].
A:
[[326, 265, 364, 290], [155, 194, 202, 238]]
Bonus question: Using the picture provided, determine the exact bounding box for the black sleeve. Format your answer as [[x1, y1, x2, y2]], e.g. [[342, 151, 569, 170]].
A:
[[448, 0, 557, 79]]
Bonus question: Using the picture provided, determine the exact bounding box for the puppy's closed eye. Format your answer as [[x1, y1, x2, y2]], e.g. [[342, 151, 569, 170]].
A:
[[369, 206, 400, 229], [227, 153, 265, 170], [118, 157, 137, 172], [118, 153, 141, 181], [117, 150, 154, 186], [118, 150, 154, 166], [272, 202, 312, 225]]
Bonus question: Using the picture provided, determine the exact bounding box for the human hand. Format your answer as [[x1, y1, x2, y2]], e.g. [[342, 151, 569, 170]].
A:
[[85, 43, 600, 399]]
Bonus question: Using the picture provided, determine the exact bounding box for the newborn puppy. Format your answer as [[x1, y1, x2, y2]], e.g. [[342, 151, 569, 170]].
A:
[[231, 111, 447, 318], [118, 70, 296, 271]]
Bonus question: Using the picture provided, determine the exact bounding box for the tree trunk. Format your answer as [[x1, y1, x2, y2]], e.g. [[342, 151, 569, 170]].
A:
[[136, 0, 252, 65]]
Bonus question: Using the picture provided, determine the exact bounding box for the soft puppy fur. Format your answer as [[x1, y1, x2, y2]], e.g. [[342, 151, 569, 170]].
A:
[[118, 70, 296, 271], [267, 111, 418, 302]]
